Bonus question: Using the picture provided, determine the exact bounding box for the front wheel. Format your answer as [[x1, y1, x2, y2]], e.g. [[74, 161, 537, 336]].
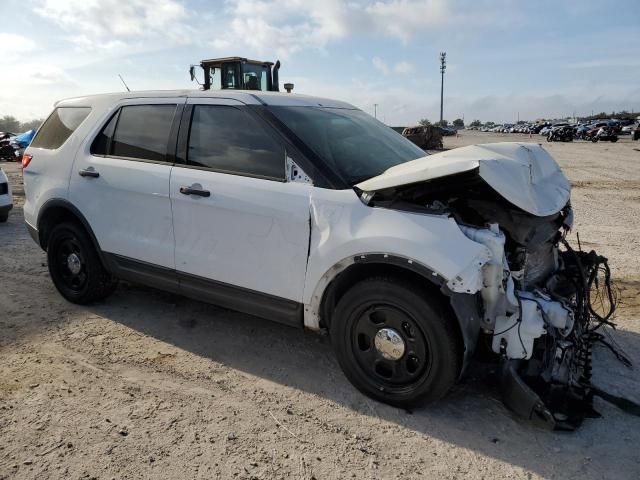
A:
[[592, 137, 599, 143], [611, 137, 618, 143], [330, 277, 461, 408], [47, 222, 117, 304]]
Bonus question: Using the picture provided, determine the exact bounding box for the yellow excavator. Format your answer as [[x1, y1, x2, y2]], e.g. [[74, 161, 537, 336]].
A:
[[189, 56, 293, 92]]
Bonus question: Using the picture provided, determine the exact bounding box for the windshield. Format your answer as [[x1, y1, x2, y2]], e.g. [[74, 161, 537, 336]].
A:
[[268, 106, 426, 184]]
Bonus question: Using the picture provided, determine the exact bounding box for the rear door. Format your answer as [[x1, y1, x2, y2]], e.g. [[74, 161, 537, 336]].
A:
[[69, 98, 185, 273], [170, 98, 312, 322]]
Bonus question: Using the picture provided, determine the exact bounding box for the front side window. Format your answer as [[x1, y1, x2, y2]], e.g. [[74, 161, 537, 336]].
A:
[[31, 107, 91, 149], [268, 106, 426, 184], [187, 105, 284, 180], [110, 105, 176, 162]]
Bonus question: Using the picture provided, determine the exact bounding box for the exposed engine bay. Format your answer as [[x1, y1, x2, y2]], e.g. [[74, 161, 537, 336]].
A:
[[359, 145, 629, 430]]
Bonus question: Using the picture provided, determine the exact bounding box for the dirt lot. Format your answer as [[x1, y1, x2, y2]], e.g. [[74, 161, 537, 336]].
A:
[[1, 131, 639, 479]]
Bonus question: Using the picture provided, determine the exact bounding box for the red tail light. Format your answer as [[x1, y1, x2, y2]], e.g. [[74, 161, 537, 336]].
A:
[[21, 154, 33, 169]]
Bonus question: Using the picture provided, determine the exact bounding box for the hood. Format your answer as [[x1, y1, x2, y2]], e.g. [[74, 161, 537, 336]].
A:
[[356, 142, 571, 217]]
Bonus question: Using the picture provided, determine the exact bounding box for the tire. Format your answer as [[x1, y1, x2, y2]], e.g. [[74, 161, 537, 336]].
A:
[[546, 135, 552, 142], [611, 137, 618, 143], [0, 213, 7, 223], [592, 137, 599, 143], [330, 276, 461, 408], [47, 221, 117, 304]]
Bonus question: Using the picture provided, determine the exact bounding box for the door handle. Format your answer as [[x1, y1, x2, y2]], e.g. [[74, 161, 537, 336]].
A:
[[179, 186, 211, 197], [78, 168, 100, 178]]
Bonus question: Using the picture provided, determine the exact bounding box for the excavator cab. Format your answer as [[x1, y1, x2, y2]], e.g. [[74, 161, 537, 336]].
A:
[[190, 57, 281, 92]]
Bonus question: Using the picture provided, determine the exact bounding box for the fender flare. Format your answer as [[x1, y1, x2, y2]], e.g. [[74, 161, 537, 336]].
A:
[[36, 198, 108, 267], [305, 253, 481, 372]]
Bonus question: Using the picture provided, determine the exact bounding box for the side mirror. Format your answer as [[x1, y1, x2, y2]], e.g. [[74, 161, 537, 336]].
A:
[[189, 65, 195, 81]]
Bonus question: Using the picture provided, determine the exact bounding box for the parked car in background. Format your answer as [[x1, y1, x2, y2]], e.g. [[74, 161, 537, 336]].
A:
[[632, 124, 640, 141], [547, 126, 573, 142], [402, 125, 443, 150], [620, 124, 636, 135], [0, 135, 18, 161], [0, 167, 13, 222], [0, 130, 36, 161], [10, 129, 35, 160], [587, 125, 618, 142]]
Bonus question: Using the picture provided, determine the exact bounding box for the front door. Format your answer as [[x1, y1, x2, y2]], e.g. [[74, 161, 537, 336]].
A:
[[170, 98, 312, 321]]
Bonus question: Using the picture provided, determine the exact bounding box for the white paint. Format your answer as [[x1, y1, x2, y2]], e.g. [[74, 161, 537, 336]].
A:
[[170, 166, 312, 301], [0, 168, 12, 211], [356, 142, 571, 217], [302, 188, 492, 329]]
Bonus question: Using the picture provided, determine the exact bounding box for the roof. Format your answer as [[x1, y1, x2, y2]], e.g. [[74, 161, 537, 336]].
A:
[[200, 57, 274, 66], [55, 89, 355, 110]]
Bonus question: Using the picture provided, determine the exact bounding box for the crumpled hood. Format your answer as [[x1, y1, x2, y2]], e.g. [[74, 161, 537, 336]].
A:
[[356, 142, 571, 217]]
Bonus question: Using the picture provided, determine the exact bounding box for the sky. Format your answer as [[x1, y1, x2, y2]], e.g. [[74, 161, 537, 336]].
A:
[[1, 0, 639, 125]]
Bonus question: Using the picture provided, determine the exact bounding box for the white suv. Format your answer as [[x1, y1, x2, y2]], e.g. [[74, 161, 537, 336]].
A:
[[23, 90, 610, 428]]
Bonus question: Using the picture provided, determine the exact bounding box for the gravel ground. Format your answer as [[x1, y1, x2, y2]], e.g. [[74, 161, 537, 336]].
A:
[[1, 131, 639, 479]]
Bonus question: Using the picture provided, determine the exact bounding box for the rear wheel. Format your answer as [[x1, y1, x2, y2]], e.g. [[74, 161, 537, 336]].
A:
[[330, 277, 461, 408], [0, 213, 8, 223], [47, 222, 117, 304]]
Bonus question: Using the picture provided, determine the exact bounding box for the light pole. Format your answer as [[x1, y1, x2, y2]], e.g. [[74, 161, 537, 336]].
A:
[[439, 52, 446, 125], [374, 103, 378, 119]]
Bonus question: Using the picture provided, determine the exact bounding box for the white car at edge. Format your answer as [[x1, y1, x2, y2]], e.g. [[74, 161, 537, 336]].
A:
[[0, 167, 13, 222]]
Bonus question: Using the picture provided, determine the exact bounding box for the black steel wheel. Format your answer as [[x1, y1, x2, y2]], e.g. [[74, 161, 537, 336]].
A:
[[47, 222, 117, 304], [330, 276, 461, 408], [351, 305, 431, 388]]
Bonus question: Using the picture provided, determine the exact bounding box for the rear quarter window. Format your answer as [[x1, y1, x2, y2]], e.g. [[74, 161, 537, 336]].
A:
[[30, 107, 91, 150]]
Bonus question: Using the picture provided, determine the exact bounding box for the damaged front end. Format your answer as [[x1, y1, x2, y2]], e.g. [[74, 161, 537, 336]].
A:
[[357, 143, 623, 430]]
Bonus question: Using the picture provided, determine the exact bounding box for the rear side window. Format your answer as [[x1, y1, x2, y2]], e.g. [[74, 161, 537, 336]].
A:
[[111, 105, 176, 162], [187, 105, 284, 179], [31, 107, 91, 149], [91, 105, 176, 162]]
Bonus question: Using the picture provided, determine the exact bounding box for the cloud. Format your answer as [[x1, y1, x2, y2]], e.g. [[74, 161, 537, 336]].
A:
[[372, 57, 415, 75], [372, 56, 390, 75], [216, 0, 507, 58], [365, 0, 450, 42], [394, 61, 414, 74], [35, 0, 193, 52], [0, 33, 37, 54]]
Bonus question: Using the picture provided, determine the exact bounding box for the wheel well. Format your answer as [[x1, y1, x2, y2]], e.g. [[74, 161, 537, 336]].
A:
[[38, 205, 87, 250], [320, 263, 454, 326], [319, 261, 466, 373]]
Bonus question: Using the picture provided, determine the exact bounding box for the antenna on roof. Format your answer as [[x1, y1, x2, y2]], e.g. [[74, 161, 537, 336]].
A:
[[118, 74, 131, 92]]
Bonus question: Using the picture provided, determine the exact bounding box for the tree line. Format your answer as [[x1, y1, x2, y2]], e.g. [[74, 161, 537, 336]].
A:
[[418, 118, 465, 128], [0, 115, 44, 133]]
